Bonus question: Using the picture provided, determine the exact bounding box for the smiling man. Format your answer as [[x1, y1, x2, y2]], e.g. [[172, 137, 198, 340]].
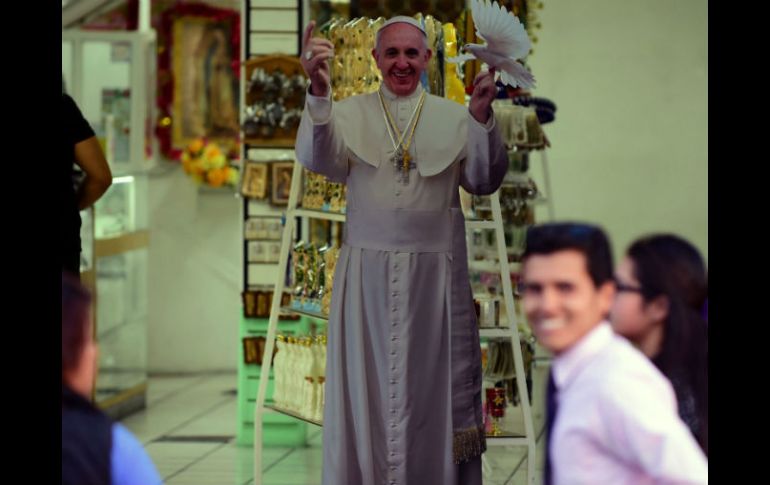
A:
[[296, 15, 508, 485], [520, 223, 708, 485]]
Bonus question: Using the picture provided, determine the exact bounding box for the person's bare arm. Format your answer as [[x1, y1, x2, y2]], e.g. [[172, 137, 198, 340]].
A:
[[74, 136, 112, 210]]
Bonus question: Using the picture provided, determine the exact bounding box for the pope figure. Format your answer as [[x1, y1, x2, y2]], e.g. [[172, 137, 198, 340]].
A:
[[297, 16, 509, 484]]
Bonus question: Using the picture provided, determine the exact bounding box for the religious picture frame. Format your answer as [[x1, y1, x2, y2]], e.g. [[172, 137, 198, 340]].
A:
[[270, 161, 294, 206], [241, 161, 268, 199], [309, 219, 331, 246], [244, 216, 282, 240], [245, 218, 264, 240], [265, 242, 282, 263], [242, 336, 265, 365], [157, 3, 240, 159], [266, 218, 283, 240], [247, 241, 267, 263]]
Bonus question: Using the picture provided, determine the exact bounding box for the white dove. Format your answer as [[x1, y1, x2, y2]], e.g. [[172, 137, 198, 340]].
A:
[[447, 0, 536, 89]]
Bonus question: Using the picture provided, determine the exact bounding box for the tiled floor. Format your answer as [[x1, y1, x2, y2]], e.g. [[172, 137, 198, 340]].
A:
[[121, 372, 547, 485]]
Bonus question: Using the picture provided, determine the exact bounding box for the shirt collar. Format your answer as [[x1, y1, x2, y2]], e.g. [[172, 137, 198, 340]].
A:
[[551, 321, 614, 392], [380, 83, 424, 102]]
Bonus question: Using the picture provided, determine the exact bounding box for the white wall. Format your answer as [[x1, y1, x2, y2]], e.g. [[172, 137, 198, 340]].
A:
[[527, 0, 708, 261], [146, 166, 243, 372], [143, 0, 297, 373]]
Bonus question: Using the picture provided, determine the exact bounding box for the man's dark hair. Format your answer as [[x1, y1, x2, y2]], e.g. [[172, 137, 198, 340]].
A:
[[62, 272, 92, 377], [523, 222, 614, 288]]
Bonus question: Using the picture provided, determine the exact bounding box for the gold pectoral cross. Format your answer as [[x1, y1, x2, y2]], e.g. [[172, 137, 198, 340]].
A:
[[391, 148, 403, 169], [392, 149, 412, 185], [378, 90, 426, 187]]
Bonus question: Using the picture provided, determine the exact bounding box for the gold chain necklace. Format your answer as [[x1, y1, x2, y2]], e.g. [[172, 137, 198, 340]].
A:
[[377, 89, 427, 180]]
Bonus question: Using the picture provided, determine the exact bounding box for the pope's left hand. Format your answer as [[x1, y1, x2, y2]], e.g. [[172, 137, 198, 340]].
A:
[[469, 68, 498, 124]]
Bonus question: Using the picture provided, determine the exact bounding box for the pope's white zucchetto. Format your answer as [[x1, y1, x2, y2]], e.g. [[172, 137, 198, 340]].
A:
[[378, 16, 427, 36], [375, 16, 428, 49]]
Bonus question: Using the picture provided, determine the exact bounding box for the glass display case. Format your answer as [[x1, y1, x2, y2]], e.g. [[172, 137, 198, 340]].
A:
[[63, 28, 155, 417], [94, 246, 149, 416], [92, 175, 150, 417], [95, 176, 139, 239], [61, 29, 157, 176]]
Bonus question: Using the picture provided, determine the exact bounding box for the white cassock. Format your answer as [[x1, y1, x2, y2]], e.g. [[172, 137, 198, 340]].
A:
[[296, 83, 508, 485]]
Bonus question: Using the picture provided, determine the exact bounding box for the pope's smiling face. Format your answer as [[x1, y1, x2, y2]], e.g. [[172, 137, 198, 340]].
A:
[[372, 23, 432, 97]]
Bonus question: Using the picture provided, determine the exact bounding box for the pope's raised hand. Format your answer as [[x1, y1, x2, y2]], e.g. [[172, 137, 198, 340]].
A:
[[300, 21, 335, 97], [469, 68, 498, 124]]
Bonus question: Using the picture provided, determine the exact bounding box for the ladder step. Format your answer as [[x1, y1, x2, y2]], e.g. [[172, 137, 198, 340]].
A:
[[291, 209, 346, 222], [468, 260, 521, 273], [486, 436, 531, 446], [263, 404, 323, 427], [479, 327, 516, 338], [466, 220, 497, 230], [281, 306, 329, 321]]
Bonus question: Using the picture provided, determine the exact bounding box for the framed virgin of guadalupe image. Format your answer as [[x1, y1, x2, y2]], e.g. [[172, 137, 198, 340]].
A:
[[156, 3, 240, 158], [270, 161, 294, 206], [171, 14, 239, 153], [241, 161, 268, 199]]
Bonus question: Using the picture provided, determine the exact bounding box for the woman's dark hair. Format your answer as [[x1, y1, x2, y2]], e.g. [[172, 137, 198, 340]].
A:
[[628, 234, 708, 455], [62, 272, 93, 377]]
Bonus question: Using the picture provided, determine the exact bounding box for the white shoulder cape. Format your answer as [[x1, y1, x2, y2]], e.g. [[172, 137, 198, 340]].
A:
[[334, 91, 469, 177]]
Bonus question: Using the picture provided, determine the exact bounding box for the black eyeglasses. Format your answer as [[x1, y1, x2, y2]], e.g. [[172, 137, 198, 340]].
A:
[[614, 278, 643, 293]]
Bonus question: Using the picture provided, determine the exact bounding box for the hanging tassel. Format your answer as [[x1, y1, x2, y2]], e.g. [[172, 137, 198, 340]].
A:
[[453, 425, 487, 464]]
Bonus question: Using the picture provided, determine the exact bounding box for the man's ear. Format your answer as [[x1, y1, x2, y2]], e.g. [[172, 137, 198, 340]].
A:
[[598, 280, 617, 318], [425, 48, 433, 62]]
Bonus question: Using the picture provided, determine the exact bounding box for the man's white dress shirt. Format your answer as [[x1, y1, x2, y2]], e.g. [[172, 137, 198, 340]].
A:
[[550, 322, 708, 485]]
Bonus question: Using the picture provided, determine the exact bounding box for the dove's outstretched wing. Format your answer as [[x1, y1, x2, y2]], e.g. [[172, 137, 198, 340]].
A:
[[446, 52, 476, 65], [499, 58, 536, 89], [471, 0, 531, 60]]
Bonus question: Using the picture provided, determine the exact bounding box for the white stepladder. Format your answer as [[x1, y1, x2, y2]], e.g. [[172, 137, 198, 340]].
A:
[[252, 150, 553, 484], [467, 188, 537, 485], [251, 160, 339, 485]]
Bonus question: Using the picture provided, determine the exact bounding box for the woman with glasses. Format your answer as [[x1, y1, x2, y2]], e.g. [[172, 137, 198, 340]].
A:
[[610, 234, 708, 456]]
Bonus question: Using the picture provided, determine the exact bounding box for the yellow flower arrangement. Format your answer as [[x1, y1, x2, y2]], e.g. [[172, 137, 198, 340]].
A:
[[181, 138, 240, 188]]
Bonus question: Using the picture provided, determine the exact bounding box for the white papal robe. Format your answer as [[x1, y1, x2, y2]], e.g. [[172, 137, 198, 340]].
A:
[[296, 84, 508, 485]]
